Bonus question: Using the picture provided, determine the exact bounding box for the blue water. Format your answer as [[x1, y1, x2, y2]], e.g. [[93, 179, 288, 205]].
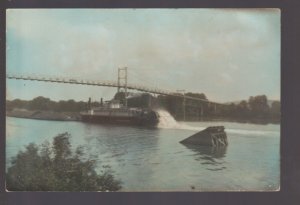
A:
[[6, 116, 280, 191]]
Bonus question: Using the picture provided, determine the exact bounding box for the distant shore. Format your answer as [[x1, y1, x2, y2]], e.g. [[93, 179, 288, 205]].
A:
[[6, 109, 81, 121], [6, 108, 279, 125]]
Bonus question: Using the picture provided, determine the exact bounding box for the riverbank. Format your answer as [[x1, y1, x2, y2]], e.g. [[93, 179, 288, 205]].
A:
[[176, 116, 280, 125], [6, 109, 80, 121], [6, 108, 279, 125]]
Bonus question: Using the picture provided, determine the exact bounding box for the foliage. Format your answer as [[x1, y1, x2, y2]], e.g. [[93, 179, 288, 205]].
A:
[[6, 96, 88, 112], [6, 133, 122, 191], [6, 94, 280, 122], [114, 92, 160, 108], [270, 101, 281, 119], [157, 94, 280, 122], [248, 95, 270, 117], [114, 92, 126, 105]]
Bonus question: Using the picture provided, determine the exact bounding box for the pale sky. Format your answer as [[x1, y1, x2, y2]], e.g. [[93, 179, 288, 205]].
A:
[[6, 9, 280, 102]]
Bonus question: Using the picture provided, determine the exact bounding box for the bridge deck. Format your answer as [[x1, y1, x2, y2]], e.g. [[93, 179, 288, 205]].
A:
[[6, 74, 223, 105]]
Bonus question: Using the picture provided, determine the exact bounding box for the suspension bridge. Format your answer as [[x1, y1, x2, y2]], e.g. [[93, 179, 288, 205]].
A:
[[6, 68, 224, 106], [7, 68, 229, 120]]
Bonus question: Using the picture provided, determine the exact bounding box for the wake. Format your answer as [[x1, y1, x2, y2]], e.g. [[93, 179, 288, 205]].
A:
[[156, 109, 205, 131], [155, 109, 279, 136]]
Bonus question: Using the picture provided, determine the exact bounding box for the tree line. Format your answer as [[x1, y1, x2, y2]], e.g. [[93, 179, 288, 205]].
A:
[[6, 97, 98, 112], [157, 94, 280, 123], [6, 93, 280, 123], [120, 93, 280, 123]]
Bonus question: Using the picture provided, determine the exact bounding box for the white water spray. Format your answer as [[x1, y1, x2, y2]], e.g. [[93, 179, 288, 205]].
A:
[[155, 109, 278, 136], [156, 109, 179, 129], [156, 109, 205, 131]]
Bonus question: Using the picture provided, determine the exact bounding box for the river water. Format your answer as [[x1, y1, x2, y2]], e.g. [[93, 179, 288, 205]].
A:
[[6, 111, 280, 191]]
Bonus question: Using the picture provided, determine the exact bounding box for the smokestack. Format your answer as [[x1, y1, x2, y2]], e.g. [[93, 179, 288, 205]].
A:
[[88, 97, 91, 109]]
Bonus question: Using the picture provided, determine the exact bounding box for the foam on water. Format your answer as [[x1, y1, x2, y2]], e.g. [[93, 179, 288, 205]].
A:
[[226, 129, 279, 136], [156, 109, 205, 131], [156, 109, 279, 136], [156, 109, 178, 129]]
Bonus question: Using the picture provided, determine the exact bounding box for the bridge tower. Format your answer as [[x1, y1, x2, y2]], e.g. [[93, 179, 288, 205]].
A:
[[118, 67, 128, 107]]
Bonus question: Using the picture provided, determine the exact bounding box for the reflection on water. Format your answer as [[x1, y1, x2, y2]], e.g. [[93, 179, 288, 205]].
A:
[[183, 144, 227, 171], [6, 117, 280, 191]]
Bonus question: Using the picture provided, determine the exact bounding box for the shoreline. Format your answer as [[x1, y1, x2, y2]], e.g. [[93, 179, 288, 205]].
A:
[[6, 109, 280, 125], [6, 109, 81, 121]]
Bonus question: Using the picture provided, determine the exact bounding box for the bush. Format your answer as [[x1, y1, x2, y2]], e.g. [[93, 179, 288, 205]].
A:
[[6, 133, 122, 191]]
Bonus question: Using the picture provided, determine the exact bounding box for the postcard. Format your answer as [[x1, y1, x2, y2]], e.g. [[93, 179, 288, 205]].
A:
[[6, 8, 280, 192]]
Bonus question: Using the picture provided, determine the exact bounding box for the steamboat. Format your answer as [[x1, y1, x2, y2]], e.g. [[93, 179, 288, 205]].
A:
[[80, 99, 160, 127]]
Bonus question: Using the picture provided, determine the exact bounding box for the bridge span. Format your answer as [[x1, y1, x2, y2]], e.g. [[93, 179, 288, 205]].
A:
[[6, 73, 224, 106]]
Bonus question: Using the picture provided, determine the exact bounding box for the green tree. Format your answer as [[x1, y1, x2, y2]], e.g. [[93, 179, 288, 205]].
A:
[[270, 101, 281, 118], [248, 95, 270, 117], [114, 92, 126, 105], [236, 100, 250, 117], [6, 133, 122, 191], [27, 96, 52, 111], [6, 99, 28, 110]]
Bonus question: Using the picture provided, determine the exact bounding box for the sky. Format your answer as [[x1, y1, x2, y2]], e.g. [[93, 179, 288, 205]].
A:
[[6, 9, 280, 103]]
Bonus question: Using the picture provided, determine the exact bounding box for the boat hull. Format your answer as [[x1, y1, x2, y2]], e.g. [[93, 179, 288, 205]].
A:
[[80, 111, 159, 127]]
